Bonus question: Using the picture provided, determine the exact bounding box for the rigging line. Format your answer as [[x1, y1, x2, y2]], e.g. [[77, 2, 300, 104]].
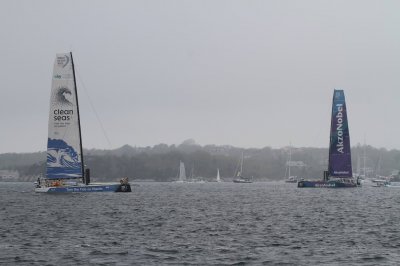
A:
[[74, 67, 113, 149]]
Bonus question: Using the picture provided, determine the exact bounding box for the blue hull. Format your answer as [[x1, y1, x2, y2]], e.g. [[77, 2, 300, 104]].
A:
[[35, 183, 131, 193], [298, 180, 357, 188]]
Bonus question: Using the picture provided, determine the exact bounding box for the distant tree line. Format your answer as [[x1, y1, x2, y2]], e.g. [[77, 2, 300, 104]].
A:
[[1, 140, 400, 182]]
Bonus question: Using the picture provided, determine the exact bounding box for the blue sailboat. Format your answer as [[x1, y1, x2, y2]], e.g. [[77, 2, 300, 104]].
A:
[[298, 89, 360, 188], [35, 52, 131, 193]]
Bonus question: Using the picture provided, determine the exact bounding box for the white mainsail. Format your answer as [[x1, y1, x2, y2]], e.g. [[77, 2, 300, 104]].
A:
[[178, 161, 186, 182], [216, 168, 221, 182], [46, 53, 83, 179]]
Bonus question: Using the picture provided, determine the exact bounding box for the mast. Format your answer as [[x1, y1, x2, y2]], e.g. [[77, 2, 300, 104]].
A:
[[376, 153, 382, 177], [288, 143, 292, 177], [70, 52, 85, 181], [327, 92, 334, 176], [363, 138, 366, 177], [240, 152, 244, 175], [190, 164, 194, 180]]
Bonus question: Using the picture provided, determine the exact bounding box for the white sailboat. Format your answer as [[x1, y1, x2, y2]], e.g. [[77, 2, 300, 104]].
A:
[[284, 143, 298, 183], [216, 168, 221, 182], [233, 152, 252, 183], [35, 52, 131, 193], [187, 164, 205, 183], [175, 161, 187, 183]]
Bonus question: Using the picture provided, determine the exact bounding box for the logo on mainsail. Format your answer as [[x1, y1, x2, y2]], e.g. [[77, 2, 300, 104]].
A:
[[336, 103, 344, 154], [54, 86, 73, 107], [56, 55, 70, 68], [329, 89, 352, 178], [52, 87, 74, 122], [47, 138, 82, 178]]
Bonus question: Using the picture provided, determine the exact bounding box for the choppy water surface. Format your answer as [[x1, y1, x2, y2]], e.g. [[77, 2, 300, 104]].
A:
[[1, 181, 400, 265]]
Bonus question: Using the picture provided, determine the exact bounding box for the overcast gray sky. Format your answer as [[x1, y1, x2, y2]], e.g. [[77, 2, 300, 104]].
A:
[[1, 0, 399, 153]]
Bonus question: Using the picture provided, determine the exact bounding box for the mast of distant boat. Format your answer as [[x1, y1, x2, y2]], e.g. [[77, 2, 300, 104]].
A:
[[363, 137, 366, 178], [240, 152, 244, 176], [288, 143, 292, 178]]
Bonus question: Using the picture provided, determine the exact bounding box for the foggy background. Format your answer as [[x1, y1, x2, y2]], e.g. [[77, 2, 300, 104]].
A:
[[1, 0, 399, 153]]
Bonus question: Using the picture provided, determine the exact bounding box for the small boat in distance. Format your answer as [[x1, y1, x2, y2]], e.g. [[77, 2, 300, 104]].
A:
[[385, 182, 400, 188], [174, 161, 187, 183], [35, 52, 131, 193], [371, 179, 389, 187], [187, 164, 206, 183], [216, 168, 221, 182], [298, 89, 360, 188], [233, 153, 253, 183], [284, 143, 299, 183]]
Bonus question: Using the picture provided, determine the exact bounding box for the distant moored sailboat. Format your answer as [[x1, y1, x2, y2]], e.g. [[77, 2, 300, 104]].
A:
[[284, 143, 298, 183], [175, 161, 187, 183], [216, 168, 221, 182], [233, 152, 253, 183]]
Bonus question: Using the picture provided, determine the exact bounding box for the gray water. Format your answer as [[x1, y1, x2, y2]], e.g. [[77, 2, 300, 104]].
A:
[[1, 181, 400, 265]]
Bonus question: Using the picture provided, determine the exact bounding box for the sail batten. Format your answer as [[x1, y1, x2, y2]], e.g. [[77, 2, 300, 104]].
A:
[[46, 53, 83, 179], [328, 89, 352, 178]]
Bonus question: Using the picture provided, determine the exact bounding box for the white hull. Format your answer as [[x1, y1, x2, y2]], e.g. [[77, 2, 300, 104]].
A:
[[187, 180, 206, 183], [385, 182, 400, 188]]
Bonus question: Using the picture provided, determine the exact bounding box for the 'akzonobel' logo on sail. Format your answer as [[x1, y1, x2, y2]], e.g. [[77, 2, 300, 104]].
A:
[[336, 103, 344, 154]]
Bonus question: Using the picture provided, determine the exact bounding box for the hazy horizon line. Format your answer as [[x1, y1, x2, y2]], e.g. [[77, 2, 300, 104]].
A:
[[1, 142, 397, 155]]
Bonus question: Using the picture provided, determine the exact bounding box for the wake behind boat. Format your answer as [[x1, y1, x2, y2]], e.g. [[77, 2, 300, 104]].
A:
[[35, 52, 131, 193], [298, 89, 360, 188]]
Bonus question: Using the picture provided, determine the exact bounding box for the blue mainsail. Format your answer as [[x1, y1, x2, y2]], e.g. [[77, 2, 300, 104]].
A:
[[328, 90, 352, 178]]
